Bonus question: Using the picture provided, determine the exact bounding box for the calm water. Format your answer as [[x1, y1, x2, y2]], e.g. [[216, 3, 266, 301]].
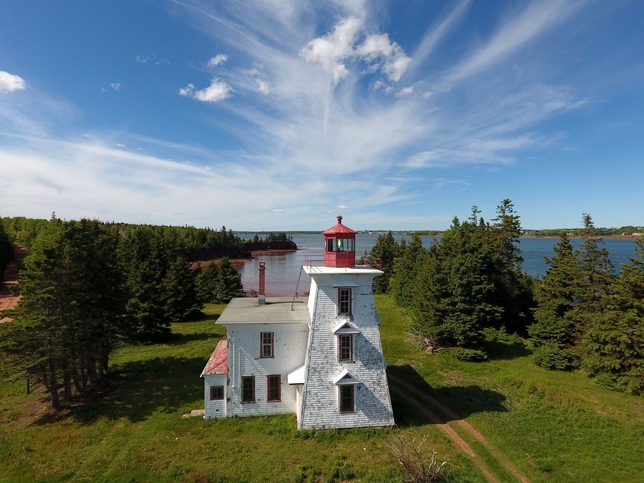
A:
[[237, 232, 637, 296]]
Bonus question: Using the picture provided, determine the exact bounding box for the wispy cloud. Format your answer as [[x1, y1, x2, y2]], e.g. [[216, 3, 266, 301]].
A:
[[444, 0, 585, 84], [0, 0, 599, 228], [110, 82, 122, 91], [207, 53, 229, 67]]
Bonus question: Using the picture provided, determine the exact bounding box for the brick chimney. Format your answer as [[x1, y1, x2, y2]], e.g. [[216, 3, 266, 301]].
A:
[[258, 261, 266, 305]]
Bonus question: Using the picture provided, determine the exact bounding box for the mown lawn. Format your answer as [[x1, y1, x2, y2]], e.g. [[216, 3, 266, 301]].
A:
[[0, 297, 642, 482]]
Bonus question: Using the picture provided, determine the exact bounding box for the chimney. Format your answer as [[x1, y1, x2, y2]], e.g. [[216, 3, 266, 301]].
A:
[[258, 261, 266, 305]]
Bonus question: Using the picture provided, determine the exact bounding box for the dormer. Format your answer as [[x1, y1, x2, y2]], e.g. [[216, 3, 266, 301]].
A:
[[323, 215, 356, 268]]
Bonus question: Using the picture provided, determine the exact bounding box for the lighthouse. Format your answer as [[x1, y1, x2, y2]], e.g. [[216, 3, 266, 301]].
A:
[[296, 216, 395, 429], [202, 215, 394, 429]]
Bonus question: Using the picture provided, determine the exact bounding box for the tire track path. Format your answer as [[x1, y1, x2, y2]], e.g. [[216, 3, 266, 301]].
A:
[[389, 373, 530, 483]]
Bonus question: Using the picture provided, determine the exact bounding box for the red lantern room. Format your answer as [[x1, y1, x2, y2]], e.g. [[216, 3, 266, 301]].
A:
[[323, 215, 357, 268]]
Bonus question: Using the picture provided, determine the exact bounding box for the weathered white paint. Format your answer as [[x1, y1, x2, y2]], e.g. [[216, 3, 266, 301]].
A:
[[204, 374, 227, 419], [225, 322, 308, 417], [298, 268, 395, 429], [202, 267, 394, 429]]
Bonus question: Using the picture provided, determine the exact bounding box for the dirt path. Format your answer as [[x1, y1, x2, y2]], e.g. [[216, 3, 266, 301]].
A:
[[389, 373, 530, 483], [0, 244, 26, 323]]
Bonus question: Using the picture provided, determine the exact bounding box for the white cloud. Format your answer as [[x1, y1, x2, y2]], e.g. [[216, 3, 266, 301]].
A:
[[300, 17, 410, 84], [272, 208, 284, 213], [110, 82, 122, 91], [396, 86, 414, 97], [0, 71, 26, 93], [337, 204, 349, 209], [179, 79, 232, 103], [256, 79, 270, 95], [300, 17, 361, 83], [207, 53, 229, 67]]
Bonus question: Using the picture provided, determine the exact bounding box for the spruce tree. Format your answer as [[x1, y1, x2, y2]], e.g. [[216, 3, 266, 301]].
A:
[[390, 234, 424, 307], [0, 218, 14, 281], [490, 199, 532, 332], [412, 216, 501, 348], [572, 213, 616, 341], [529, 234, 581, 369], [582, 236, 643, 394], [195, 263, 220, 303], [370, 232, 399, 293], [164, 256, 202, 322], [215, 258, 244, 303]]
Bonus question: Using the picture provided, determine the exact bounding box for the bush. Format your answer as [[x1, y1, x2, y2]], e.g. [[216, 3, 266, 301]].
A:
[[533, 345, 572, 370], [452, 348, 488, 362]]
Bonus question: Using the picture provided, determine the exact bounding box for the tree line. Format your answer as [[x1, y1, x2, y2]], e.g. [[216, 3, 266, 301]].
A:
[[0, 215, 244, 410], [0, 216, 294, 260], [370, 200, 642, 395]]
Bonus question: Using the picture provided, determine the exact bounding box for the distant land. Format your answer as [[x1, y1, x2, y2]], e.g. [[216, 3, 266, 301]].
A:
[[239, 226, 643, 238]]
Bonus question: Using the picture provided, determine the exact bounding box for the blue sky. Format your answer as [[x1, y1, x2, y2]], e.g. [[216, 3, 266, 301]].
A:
[[0, 0, 642, 230]]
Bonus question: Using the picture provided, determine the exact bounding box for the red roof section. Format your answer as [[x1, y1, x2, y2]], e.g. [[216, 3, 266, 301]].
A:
[[201, 339, 228, 377], [323, 215, 357, 235]]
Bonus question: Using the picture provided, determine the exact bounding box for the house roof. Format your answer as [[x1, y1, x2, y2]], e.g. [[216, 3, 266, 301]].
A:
[[201, 339, 228, 377], [323, 215, 357, 236], [217, 297, 310, 325]]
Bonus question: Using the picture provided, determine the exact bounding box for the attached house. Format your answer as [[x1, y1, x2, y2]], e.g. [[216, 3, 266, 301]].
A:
[[201, 216, 395, 429]]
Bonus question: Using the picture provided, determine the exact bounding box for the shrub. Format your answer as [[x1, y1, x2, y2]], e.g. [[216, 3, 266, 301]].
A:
[[452, 348, 488, 362], [387, 432, 447, 482], [533, 345, 572, 370]]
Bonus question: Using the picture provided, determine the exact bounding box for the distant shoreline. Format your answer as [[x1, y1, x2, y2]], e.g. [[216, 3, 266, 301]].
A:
[[522, 235, 639, 240]]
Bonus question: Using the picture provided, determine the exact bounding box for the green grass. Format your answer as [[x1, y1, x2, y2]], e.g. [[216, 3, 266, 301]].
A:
[[1, 298, 642, 482], [377, 294, 644, 482]]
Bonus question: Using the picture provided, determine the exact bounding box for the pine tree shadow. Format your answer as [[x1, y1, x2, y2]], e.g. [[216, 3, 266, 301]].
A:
[[387, 364, 507, 427], [34, 356, 205, 425], [481, 340, 532, 360]]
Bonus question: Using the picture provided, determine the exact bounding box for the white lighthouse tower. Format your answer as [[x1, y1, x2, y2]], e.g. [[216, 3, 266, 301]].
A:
[[294, 216, 395, 429]]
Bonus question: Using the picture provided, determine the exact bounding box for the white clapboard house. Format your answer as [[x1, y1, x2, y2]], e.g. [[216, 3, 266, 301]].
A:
[[201, 216, 395, 429]]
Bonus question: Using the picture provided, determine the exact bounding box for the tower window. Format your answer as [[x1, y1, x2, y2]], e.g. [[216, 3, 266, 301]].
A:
[[339, 385, 355, 413], [338, 334, 353, 362], [338, 288, 352, 316]]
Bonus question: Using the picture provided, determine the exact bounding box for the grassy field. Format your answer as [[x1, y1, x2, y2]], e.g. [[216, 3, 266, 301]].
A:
[[0, 297, 642, 482]]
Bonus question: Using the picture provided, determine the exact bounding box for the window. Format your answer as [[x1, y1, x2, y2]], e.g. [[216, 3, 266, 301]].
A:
[[267, 374, 281, 402], [326, 238, 334, 252], [338, 334, 353, 362], [241, 376, 255, 403], [209, 385, 224, 400], [339, 385, 355, 413], [260, 332, 274, 358], [338, 288, 352, 316]]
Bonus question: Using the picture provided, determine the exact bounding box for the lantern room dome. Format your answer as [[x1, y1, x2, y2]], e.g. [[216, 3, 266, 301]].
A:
[[323, 215, 357, 235]]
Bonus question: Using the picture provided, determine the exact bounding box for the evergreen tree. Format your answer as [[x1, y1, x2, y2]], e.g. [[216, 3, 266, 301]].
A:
[[195, 263, 220, 303], [164, 256, 202, 322], [215, 258, 244, 303], [528, 234, 582, 369], [0, 218, 13, 281], [1, 219, 124, 410], [572, 213, 616, 342], [390, 234, 424, 307], [118, 227, 173, 341], [370, 232, 399, 293], [489, 199, 533, 333], [529, 234, 581, 348], [412, 215, 502, 347], [582, 236, 643, 394]]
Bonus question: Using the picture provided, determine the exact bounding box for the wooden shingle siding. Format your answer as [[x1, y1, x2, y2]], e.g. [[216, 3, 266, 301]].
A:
[[299, 275, 395, 429]]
